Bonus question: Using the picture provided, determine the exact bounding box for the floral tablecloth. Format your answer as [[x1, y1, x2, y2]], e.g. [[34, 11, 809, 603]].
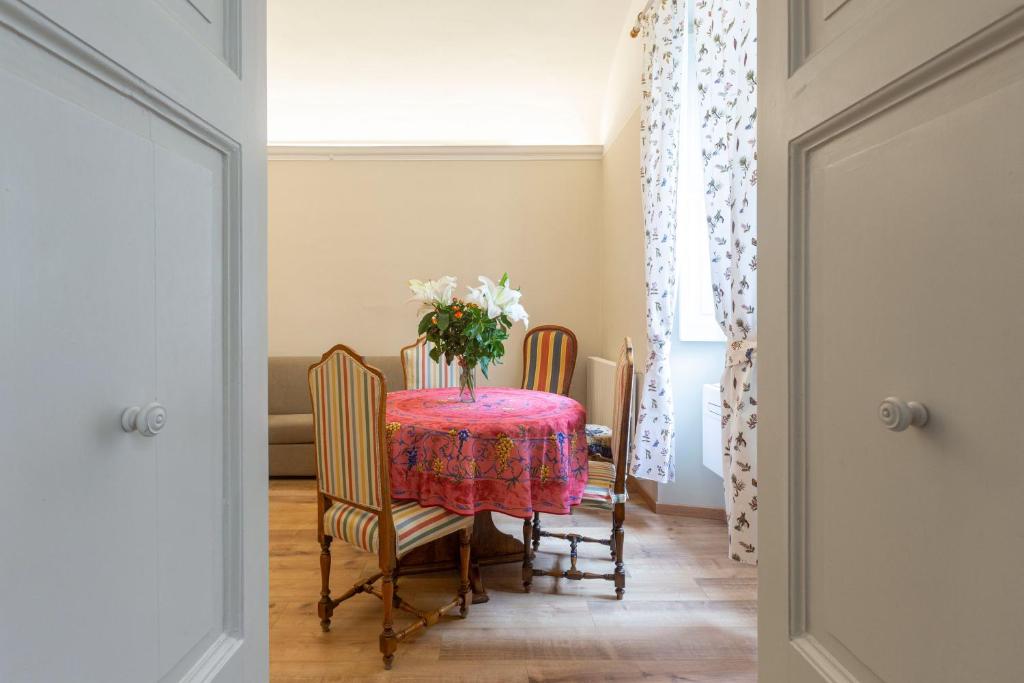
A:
[[386, 387, 589, 519]]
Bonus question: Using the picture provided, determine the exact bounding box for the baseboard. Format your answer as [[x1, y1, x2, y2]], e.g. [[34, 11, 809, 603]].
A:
[[654, 503, 727, 522]]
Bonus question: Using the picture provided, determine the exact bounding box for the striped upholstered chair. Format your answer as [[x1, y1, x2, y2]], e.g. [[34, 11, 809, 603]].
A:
[[520, 324, 578, 397], [400, 337, 459, 390], [523, 337, 634, 599], [308, 344, 474, 669]]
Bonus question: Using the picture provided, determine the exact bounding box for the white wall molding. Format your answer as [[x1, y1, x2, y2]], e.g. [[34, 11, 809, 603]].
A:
[[267, 144, 604, 161]]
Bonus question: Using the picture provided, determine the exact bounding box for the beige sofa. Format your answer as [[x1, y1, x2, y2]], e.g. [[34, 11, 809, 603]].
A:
[[268, 354, 404, 477]]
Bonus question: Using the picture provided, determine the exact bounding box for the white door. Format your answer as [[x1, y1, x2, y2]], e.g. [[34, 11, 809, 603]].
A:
[[0, 1, 267, 681], [759, 2, 1024, 682]]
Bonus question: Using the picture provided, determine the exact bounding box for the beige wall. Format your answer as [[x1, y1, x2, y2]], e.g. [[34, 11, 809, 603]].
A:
[[268, 158, 602, 402], [599, 107, 647, 364]]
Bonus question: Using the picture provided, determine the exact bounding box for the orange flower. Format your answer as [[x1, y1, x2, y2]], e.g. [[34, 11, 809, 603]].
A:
[[454, 311, 463, 319], [431, 315, 438, 324]]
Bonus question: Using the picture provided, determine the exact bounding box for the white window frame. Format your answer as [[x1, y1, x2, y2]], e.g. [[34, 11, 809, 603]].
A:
[[676, 4, 725, 343]]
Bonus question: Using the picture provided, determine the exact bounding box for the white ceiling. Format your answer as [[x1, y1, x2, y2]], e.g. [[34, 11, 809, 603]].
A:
[[267, 0, 636, 146]]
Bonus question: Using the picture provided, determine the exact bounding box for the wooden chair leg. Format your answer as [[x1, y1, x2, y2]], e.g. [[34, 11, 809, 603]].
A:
[[380, 571, 397, 670], [458, 527, 471, 617], [531, 512, 541, 556], [612, 503, 625, 600], [522, 518, 534, 592], [318, 536, 333, 632], [391, 566, 401, 607]]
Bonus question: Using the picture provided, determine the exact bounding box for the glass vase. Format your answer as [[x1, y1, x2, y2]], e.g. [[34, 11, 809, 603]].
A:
[[457, 358, 477, 403]]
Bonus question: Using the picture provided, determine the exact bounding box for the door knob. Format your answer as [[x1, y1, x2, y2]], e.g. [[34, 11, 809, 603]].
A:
[[878, 397, 928, 431], [121, 402, 167, 437]]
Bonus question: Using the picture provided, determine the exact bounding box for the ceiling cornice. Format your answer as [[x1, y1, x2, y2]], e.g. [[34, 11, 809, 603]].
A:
[[266, 144, 604, 161]]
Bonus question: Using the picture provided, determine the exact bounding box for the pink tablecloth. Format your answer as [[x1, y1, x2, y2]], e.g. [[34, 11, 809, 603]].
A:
[[386, 387, 589, 519]]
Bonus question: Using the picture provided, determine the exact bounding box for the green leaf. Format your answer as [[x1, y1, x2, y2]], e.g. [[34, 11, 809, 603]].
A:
[[480, 358, 490, 379], [437, 311, 450, 331], [418, 311, 434, 334], [428, 347, 441, 362], [499, 272, 509, 286]]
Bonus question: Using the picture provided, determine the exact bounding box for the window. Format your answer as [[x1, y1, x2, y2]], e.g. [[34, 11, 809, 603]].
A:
[[676, 5, 724, 343]]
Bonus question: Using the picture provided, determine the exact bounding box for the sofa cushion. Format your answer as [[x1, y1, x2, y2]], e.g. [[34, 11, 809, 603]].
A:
[[364, 356, 404, 391], [269, 413, 314, 445], [269, 356, 320, 415], [269, 443, 315, 477]]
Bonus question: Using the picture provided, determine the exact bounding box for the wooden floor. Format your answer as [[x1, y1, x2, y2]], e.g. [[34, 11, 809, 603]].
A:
[[270, 479, 757, 682]]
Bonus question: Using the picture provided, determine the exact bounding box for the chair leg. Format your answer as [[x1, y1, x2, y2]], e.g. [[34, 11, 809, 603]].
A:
[[391, 566, 401, 608], [318, 536, 333, 632], [458, 527, 471, 617], [531, 512, 542, 556], [380, 571, 397, 670], [522, 518, 534, 592], [612, 504, 625, 600]]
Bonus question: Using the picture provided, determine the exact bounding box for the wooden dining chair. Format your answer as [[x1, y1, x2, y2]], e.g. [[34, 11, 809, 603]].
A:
[[520, 324, 578, 397], [400, 336, 460, 390], [308, 344, 474, 669], [523, 337, 634, 599]]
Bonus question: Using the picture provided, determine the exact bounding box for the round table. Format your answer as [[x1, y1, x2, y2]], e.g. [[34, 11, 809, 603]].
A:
[[387, 387, 589, 517], [385, 387, 589, 601]]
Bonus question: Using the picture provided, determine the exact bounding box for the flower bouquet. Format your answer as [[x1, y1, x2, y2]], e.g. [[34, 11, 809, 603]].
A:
[[408, 274, 529, 402]]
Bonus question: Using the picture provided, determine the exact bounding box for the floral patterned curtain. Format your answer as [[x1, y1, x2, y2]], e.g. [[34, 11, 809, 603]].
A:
[[694, 0, 758, 563], [630, 0, 687, 483]]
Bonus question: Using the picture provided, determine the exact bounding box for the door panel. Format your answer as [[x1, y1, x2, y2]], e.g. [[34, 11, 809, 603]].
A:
[[0, 62, 159, 682], [810, 49, 1024, 683], [760, 2, 1024, 682], [154, 140, 224, 679], [0, 1, 266, 681], [154, 0, 238, 70]]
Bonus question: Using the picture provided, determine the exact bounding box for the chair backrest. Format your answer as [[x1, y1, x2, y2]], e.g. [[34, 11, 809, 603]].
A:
[[611, 337, 635, 488], [520, 325, 578, 396], [400, 337, 459, 390], [307, 345, 390, 511]]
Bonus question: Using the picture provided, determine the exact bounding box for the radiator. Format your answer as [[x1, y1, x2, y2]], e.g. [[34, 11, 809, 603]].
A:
[[585, 356, 643, 427], [702, 383, 723, 477]]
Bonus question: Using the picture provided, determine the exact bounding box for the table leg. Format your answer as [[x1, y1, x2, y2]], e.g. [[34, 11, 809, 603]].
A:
[[469, 560, 488, 604]]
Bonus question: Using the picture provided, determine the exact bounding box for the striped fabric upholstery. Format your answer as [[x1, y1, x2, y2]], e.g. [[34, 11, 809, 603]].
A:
[[308, 349, 384, 510], [581, 460, 628, 508], [324, 500, 474, 557], [521, 326, 577, 396], [401, 337, 459, 390]]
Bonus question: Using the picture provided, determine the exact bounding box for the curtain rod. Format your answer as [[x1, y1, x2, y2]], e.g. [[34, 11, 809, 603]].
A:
[[629, 0, 656, 38]]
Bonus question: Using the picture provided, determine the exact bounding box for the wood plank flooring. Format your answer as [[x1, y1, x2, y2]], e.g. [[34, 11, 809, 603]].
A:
[[270, 479, 757, 682]]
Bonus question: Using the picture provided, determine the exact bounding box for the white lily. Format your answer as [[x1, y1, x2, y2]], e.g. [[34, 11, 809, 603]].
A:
[[408, 276, 458, 312], [467, 275, 529, 328], [504, 302, 529, 328]]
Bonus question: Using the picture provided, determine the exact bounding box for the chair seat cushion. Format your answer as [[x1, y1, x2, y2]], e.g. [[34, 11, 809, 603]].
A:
[[581, 459, 628, 509], [269, 413, 314, 444], [324, 500, 474, 557], [584, 423, 613, 459]]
